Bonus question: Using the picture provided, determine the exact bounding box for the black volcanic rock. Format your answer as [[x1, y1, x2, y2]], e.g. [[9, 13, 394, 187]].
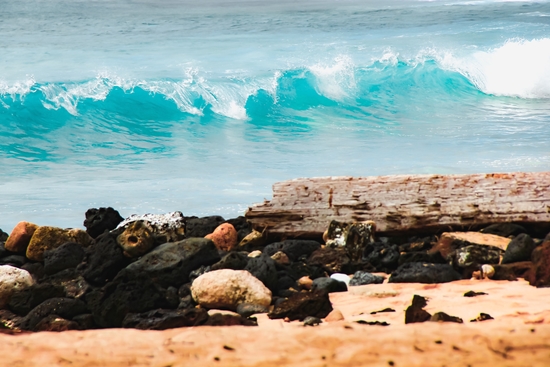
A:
[[502, 233, 536, 264], [311, 277, 347, 293], [389, 262, 462, 284], [244, 254, 278, 292], [21, 297, 88, 331], [122, 308, 209, 330], [480, 223, 526, 238], [9, 283, 66, 316], [83, 207, 124, 239], [268, 290, 333, 321], [43, 242, 85, 275], [211, 251, 249, 271], [184, 216, 225, 238]]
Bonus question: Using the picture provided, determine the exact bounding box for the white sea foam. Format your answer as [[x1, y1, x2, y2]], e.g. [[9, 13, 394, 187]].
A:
[[439, 38, 550, 98], [308, 55, 356, 101]]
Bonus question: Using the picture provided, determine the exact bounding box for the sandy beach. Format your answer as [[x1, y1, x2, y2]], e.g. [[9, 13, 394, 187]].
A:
[[1, 279, 549, 367]]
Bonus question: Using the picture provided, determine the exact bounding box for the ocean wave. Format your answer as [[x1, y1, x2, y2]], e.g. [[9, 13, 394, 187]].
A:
[[1, 39, 548, 119]]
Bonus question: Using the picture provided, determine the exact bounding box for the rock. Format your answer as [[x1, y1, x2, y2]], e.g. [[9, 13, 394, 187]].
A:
[[244, 254, 278, 292], [0, 255, 26, 267], [502, 233, 536, 264], [307, 247, 352, 275], [191, 269, 272, 311], [430, 232, 509, 265], [248, 250, 262, 258], [271, 251, 290, 265], [463, 291, 487, 297], [265, 240, 322, 262], [0, 265, 34, 309], [185, 216, 225, 238], [312, 277, 347, 293], [493, 261, 533, 281], [323, 220, 348, 247], [480, 223, 527, 238], [0, 309, 23, 330], [0, 229, 8, 242], [189, 265, 211, 283], [83, 207, 124, 239], [34, 315, 79, 332], [325, 309, 345, 322], [117, 220, 155, 258], [470, 313, 494, 322], [330, 273, 350, 286], [303, 316, 322, 326], [21, 297, 88, 331], [42, 268, 91, 299], [117, 212, 186, 245], [8, 283, 66, 316], [363, 242, 400, 273], [26, 227, 92, 262], [453, 245, 503, 270], [398, 251, 447, 266], [238, 230, 266, 249], [205, 223, 238, 251], [284, 261, 326, 282], [236, 303, 269, 318], [389, 262, 462, 284], [349, 271, 385, 286], [345, 221, 377, 262], [210, 252, 249, 271], [298, 276, 313, 290], [480, 264, 495, 279], [404, 295, 431, 324], [225, 216, 253, 243], [528, 240, 550, 287], [430, 312, 463, 323], [72, 314, 96, 330], [268, 290, 333, 321], [85, 275, 174, 328], [4, 222, 39, 253], [43, 242, 85, 275], [81, 231, 131, 285], [118, 237, 220, 288], [20, 262, 44, 281], [204, 313, 257, 326], [122, 308, 209, 330]]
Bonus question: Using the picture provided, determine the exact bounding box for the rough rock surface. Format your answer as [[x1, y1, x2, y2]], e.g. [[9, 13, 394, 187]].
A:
[[205, 223, 238, 251], [0, 265, 34, 309], [244, 254, 278, 292], [117, 212, 186, 244], [268, 290, 333, 321], [4, 222, 39, 253], [26, 227, 92, 261], [117, 220, 155, 257], [349, 271, 385, 286], [184, 216, 225, 238], [191, 269, 272, 311], [8, 283, 66, 316], [122, 308, 209, 330], [430, 231, 510, 259], [210, 252, 249, 271], [83, 207, 124, 239], [311, 277, 347, 293], [502, 233, 536, 264], [21, 297, 88, 331], [81, 231, 131, 285], [528, 240, 550, 287], [389, 262, 462, 284], [43, 242, 85, 275]]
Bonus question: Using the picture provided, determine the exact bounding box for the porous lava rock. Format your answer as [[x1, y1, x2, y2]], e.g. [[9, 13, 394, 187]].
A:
[[83, 207, 124, 239], [244, 254, 278, 292], [205, 223, 238, 251], [502, 233, 536, 264], [225, 216, 253, 243], [184, 216, 225, 238], [0, 265, 34, 309], [191, 269, 272, 311], [493, 261, 533, 281], [122, 308, 209, 330], [236, 303, 269, 318], [21, 297, 88, 331], [363, 242, 400, 273], [389, 262, 461, 284], [34, 315, 79, 332], [210, 252, 250, 271], [4, 221, 39, 253], [26, 226, 92, 262], [116, 212, 186, 245], [430, 312, 463, 323], [307, 247, 352, 275], [0, 255, 26, 267], [117, 220, 155, 257], [8, 283, 66, 316], [480, 223, 527, 238], [268, 290, 333, 321], [117, 237, 220, 288], [349, 271, 385, 286], [81, 231, 131, 285], [311, 277, 347, 293], [264, 240, 322, 262], [43, 242, 85, 275]]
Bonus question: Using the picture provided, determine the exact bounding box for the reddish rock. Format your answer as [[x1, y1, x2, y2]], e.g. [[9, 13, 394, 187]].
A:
[[4, 222, 39, 253], [205, 223, 238, 251], [325, 309, 345, 322], [528, 241, 550, 287]]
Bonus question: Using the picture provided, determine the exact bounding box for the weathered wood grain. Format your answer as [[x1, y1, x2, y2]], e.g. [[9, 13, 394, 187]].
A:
[[245, 172, 550, 238]]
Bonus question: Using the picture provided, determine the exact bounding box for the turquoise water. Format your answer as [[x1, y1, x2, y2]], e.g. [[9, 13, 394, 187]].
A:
[[1, 0, 550, 232]]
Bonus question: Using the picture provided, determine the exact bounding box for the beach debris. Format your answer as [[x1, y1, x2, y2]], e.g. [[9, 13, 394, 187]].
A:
[[405, 295, 431, 324], [205, 223, 238, 251]]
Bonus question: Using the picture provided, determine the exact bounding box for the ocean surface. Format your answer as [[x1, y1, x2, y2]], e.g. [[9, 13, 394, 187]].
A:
[[1, 0, 549, 232]]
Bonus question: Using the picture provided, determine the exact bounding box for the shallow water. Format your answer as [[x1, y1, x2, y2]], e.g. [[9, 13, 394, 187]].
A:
[[1, 0, 549, 232]]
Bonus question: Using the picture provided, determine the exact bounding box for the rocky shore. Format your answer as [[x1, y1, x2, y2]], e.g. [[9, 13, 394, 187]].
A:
[[0, 189, 550, 365]]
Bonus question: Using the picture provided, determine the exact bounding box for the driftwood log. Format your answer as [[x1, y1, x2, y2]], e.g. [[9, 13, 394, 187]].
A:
[[245, 172, 550, 238]]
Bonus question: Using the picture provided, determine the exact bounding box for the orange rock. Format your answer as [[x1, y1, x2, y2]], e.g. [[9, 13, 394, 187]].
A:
[[205, 223, 238, 251], [298, 276, 313, 290], [4, 222, 39, 253], [325, 309, 345, 322]]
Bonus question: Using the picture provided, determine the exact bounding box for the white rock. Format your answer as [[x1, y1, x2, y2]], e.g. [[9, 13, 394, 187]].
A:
[[330, 273, 351, 286], [191, 269, 272, 311], [0, 265, 34, 308], [248, 250, 262, 258]]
